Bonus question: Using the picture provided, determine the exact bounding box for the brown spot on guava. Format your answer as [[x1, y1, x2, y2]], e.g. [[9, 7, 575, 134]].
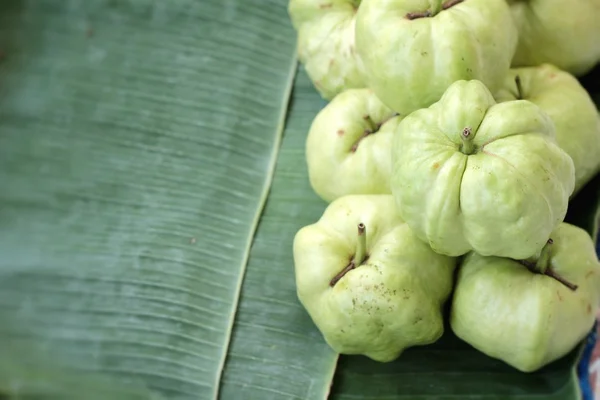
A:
[[432, 162, 440, 169], [587, 303, 592, 314], [320, 3, 333, 9], [549, 73, 556, 78], [362, 115, 370, 120], [329, 59, 335, 67], [337, 129, 345, 136], [556, 290, 563, 302]]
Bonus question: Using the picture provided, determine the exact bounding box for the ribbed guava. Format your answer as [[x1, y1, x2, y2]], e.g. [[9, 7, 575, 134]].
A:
[[451, 223, 600, 372], [293, 195, 457, 361], [355, 0, 517, 115], [306, 88, 401, 202], [289, 0, 366, 99], [494, 64, 600, 196], [391, 80, 575, 259]]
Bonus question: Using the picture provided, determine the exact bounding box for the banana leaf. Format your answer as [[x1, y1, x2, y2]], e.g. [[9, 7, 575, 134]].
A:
[[0, 1, 599, 399]]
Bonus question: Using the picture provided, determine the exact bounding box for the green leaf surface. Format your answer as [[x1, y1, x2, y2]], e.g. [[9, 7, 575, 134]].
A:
[[331, 323, 583, 399], [0, 0, 296, 398], [220, 70, 338, 400]]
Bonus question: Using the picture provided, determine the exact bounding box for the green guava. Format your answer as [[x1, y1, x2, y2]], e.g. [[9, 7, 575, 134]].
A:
[[354, 0, 518, 115], [494, 64, 600, 196], [306, 88, 401, 202], [391, 79, 575, 259], [450, 223, 600, 372], [288, 0, 366, 100], [293, 194, 457, 362], [508, 0, 600, 76]]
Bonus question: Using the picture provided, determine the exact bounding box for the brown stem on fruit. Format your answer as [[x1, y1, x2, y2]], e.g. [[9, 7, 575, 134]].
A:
[[515, 75, 523, 100], [329, 223, 368, 287], [442, 0, 464, 10], [518, 239, 578, 291], [406, 0, 463, 19], [350, 129, 372, 152], [406, 10, 432, 19], [329, 261, 356, 287], [545, 268, 579, 291], [350, 113, 399, 153]]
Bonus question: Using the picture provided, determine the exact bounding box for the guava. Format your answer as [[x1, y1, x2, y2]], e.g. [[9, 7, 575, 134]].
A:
[[293, 194, 457, 362], [306, 88, 401, 202], [495, 64, 600, 196], [391, 79, 575, 259], [354, 0, 518, 115], [288, 0, 366, 100], [507, 0, 600, 76], [450, 223, 600, 372]]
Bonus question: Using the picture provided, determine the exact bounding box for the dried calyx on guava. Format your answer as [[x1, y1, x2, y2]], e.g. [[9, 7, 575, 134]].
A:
[[288, 0, 366, 100], [293, 195, 457, 362], [494, 64, 600, 196], [354, 0, 518, 115], [391, 79, 575, 259], [306, 88, 401, 202], [450, 223, 600, 373], [507, 0, 600, 77]]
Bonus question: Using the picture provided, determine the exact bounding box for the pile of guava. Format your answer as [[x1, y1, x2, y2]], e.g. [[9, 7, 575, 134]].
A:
[[289, 0, 600, 373]]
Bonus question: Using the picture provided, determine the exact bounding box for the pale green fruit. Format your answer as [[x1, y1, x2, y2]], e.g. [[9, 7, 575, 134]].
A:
[[288, 0, 366, 100], [508, 0, 600, 76], [391, 80, 575, 259], [293, 194, 457, 362], [450, 223, 600, 373], [306, 88, 401, 202], [354, 0, 518, 115], [495, 64, 600, 196]]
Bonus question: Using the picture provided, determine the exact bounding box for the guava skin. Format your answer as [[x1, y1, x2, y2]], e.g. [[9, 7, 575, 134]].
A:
[[288, 0, 366, 100], [508, 0, 600, 77], [306, 88, 401, 202], [450, 223, 600, 373], [391, 80, 575, 259], [354, 0, 518, 115], [293, 195, 456, 362], [495, 64, 600, 197]]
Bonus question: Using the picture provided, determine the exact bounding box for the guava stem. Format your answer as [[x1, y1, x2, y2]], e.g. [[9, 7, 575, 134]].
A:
[[430, 0, 444, 14], [545, 268, 579, 291], [329, 261, 356, 287], [329, 223, 368, 287], [349, 113, 398, 153], [459, 127, 476, 155], [406, 0, 461, 19], [519, 239, 579, 292], [534, 238, 552, 274], [377, 112, 400, 129], [515, 75, 523, 100], [355, 223, 367, 266], [350, 129, 372, 153], [406, 10, 432, 19], [442, 0, 464, 10]]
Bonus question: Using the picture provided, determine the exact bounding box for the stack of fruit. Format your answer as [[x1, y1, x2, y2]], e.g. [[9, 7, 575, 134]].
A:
[[289, 0, 600, 373]]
